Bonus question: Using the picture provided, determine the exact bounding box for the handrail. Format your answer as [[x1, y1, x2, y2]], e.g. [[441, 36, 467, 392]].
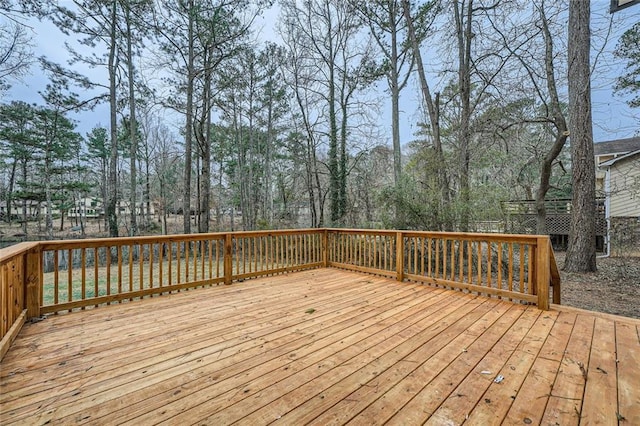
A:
[[0, 228, 560, 360]]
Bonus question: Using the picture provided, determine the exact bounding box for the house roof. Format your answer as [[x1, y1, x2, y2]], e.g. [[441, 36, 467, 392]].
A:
[[593, 136, 640, 156], [599, 149, 640, 167]]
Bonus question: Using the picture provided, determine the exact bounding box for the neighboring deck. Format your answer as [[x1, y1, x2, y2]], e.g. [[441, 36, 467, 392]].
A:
[[1, 269, 638, 425]]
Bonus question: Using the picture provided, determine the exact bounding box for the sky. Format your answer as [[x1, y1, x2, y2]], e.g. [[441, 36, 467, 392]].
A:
[[3, 1, 640, 147]]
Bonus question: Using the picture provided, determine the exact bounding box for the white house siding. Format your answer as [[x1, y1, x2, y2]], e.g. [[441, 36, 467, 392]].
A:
[[608, 156, 640, 217]]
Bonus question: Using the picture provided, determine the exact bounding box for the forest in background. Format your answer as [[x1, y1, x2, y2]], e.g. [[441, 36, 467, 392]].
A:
[[0, 0, 638, 272]]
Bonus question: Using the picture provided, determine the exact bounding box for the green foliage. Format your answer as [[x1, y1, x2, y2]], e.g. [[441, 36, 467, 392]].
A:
[[615, 22, 640, 109], [0, 100, 84, 225]]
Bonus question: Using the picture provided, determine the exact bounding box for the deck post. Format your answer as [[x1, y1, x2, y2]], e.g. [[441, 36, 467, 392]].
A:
[[322, 229, 329, 267], [396, 232, 404, 282], [24, 249, 41, 319], [224, 233, 233, 285], [536, 236, 550, 310]]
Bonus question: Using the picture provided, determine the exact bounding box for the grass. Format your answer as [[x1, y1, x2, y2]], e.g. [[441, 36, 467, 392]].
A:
[[42, 257, 226, 307]]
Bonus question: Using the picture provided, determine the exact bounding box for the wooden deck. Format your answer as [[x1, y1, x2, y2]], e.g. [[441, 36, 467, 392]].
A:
[[1, 269, 638, 425]]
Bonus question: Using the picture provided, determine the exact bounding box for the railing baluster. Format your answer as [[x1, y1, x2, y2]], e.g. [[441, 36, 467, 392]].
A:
[[528, 244, 534, 295], [168, 243, 173, 288], [150, 243, 155, 292], [106, 247, 111, 304], [160, 243, 165, 290], [176, 242, 181, 285], [519, 243, 525, 293], [497, 242, 503, 292], [458, 240, 466, 283], [53, 250, 59, 306], [201, 240, 205, 281], [435, 239, 440, 279], [508, 242, 514, 292], [67, 249, 73, 312], [467, 240, 472, 284], [450, 240, 456, 281], [185, 241, 190, 282], [215, 240, 220, 278], [477, 242, 482, 287], [487, 241, 492, 289], [139, 244, 144, 292], [117, 246, 122, 300], [128, 245, 134, 295], [81, 248, 86, 309]]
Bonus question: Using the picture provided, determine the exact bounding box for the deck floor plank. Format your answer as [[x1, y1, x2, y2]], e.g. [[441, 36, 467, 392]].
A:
[[232, 291, 470, 426], [151, 290, 478, 425], [1, 268, 639, 425], [501, 311, 577, 425], [581, 317, 618, 424], [7, 275, 416, 423], [1, 274, 382, 403], [422, 307, 541, 426], [438, 309, 559, 425], [0, 272, 392, 395], [541, 313, 596, 426], [103, 282, 451, 425], [616, 323, 640, 424], [345, 302, 524, 425], [293, 298, 501, 426]]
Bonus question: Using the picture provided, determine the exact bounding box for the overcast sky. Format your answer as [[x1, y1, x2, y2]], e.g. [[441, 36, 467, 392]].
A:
[[4, 1, 640, 147]]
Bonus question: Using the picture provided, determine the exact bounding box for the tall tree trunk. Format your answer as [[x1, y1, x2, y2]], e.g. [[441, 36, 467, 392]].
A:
[[20, 161, 27, 235], [390, 11, 403, 225], [565, 0, 597, 272], [125, 4, 138, 236], [265, 95, 274, 226], [44, 145, 53, 240], [101, 156, 108, 231], [454, 0, 473, 232], [107, 0, 119, 237], [198, 51, 213, 234], [144, 144, 151, 228], [390, 4, 401, 193], [216, 156, 223, 229], [6, 159, 16, 224], [339, 94, 348, 224], [197, 87, 212, 233], [182, 0, 195, 235], [327, 15, 340, 225]]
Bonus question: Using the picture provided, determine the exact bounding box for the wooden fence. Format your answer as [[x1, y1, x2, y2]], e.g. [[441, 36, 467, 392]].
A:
[[0, 228, 560, 360]]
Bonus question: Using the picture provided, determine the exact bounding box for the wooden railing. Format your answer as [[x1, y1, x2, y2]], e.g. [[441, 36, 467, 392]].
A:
[[0, 242, 40, 360], [326, 229, 559, 309], [36, 229, 324, 315], [0, 228, 559, 360]]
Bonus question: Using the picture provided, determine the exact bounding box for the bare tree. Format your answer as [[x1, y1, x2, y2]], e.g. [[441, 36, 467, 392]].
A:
[[486, 0, 569, 234], [280, 0, 375, 226], [0, 16, 32, 92], [401, 0, 451, 230], [353, 1, 414, 208]]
